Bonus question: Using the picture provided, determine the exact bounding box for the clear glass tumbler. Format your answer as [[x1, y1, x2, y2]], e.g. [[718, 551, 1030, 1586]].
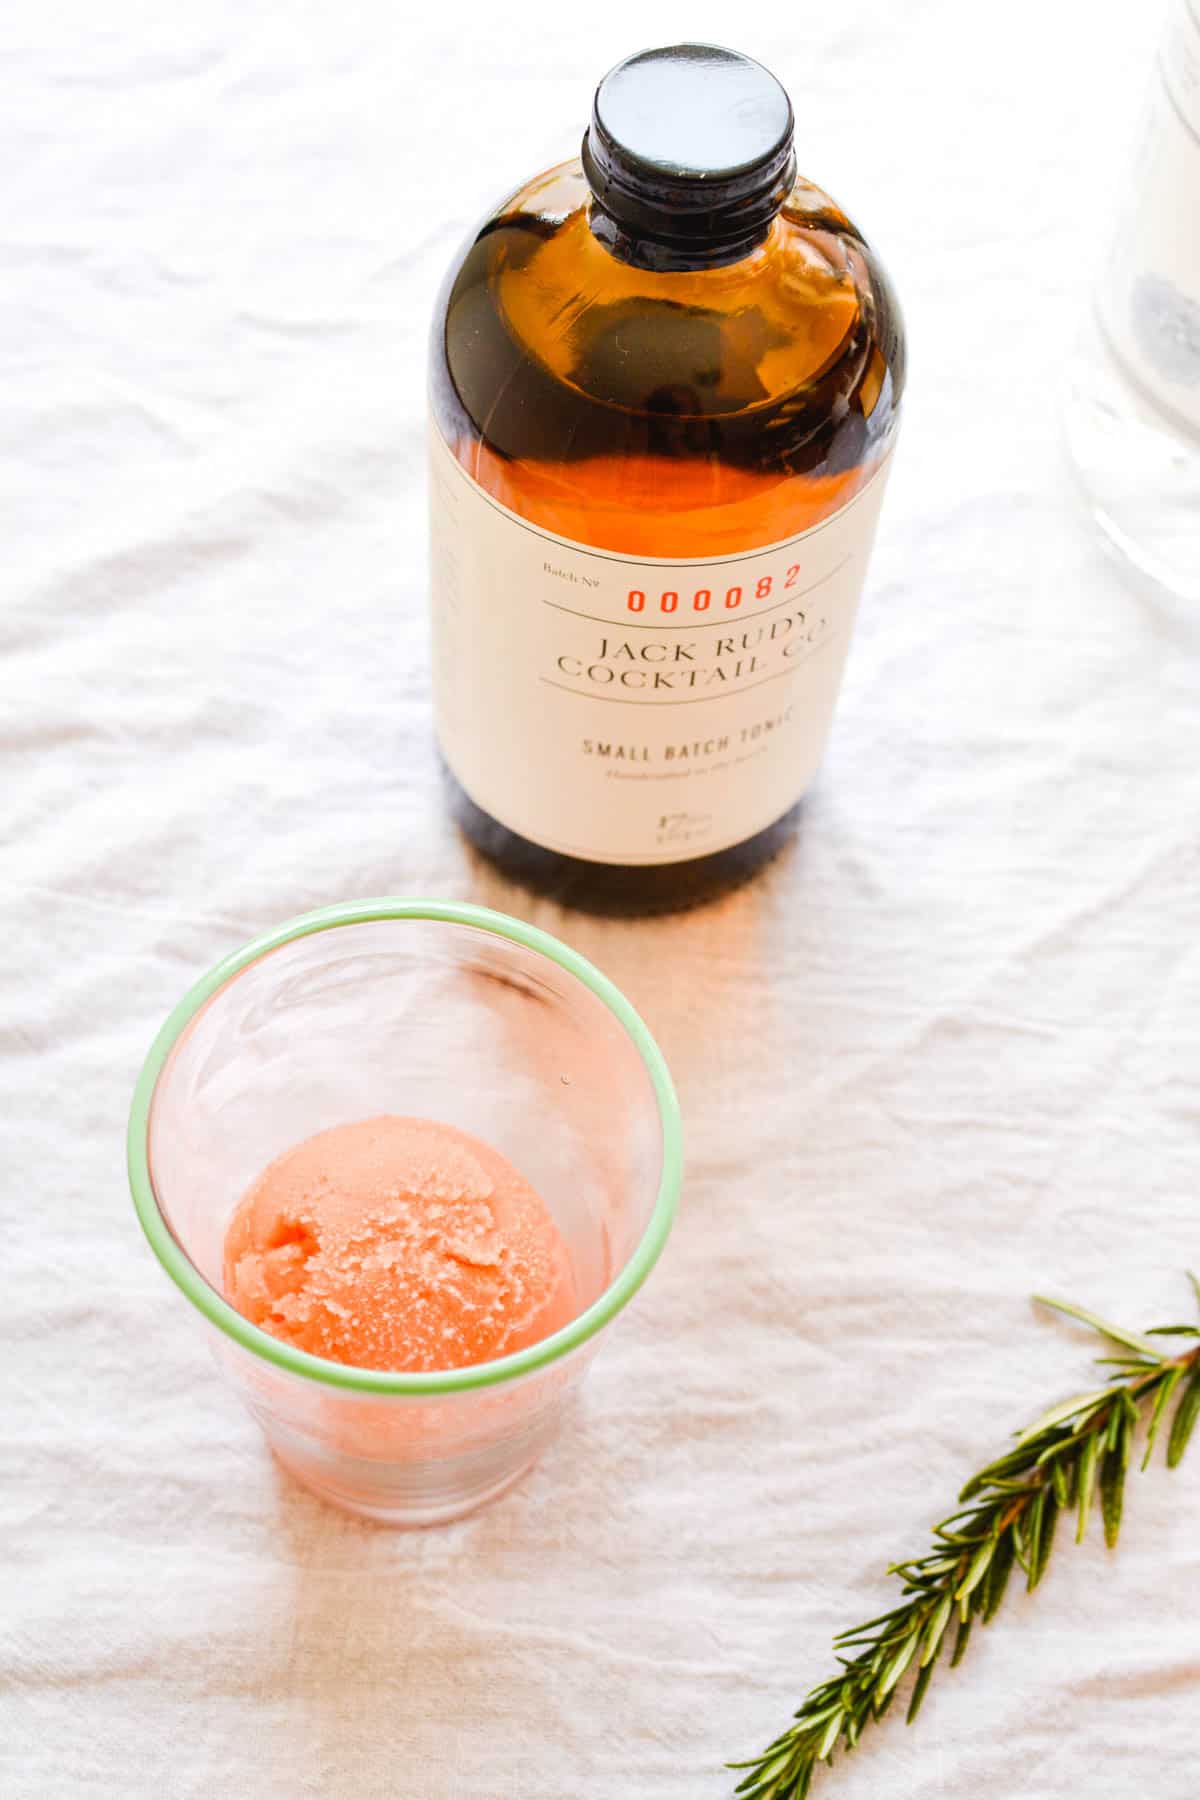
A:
[[127, 900, 681, 1526], [1063, 0, 1200, 601]]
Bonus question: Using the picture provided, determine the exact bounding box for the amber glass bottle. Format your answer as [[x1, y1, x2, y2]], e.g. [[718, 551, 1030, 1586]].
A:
[[430, 44, 905, 913]]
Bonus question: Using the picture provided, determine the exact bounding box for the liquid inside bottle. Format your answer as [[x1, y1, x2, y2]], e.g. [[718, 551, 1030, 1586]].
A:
[[429, 44, 905, 913]]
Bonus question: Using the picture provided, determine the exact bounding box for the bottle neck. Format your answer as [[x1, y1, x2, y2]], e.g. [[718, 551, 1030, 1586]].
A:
[[580, 107, 796, 277], [585, 198, 780, 273]]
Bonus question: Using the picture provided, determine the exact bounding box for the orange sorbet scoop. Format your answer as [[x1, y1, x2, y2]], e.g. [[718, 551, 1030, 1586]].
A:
[[222, 1116, 577, 1374]]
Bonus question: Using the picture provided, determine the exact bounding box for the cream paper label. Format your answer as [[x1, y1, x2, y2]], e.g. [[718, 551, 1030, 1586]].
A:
[[429, 426, 893, 865]]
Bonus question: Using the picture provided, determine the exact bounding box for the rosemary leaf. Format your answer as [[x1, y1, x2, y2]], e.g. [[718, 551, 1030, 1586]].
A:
[[1049, 1456, 1070, 1508], [1100, 1441, 1124, 1548], [981, 1529, 1016, 1624], [1036, 1491, 1061, 1588], [1143, 1366, 1183, 1470], [1032, 1296, 1164, 1359], [814, 1711, 843, 1763], [1015, 1391, 1109, 1445], [876, 1634, 919, 1702], [955, 1538, 995, 1602], [920, 1593, 953, 1666], [950, 1615, 972, 1668], [1167, 1365, 1200, 1468], [906, 1658, 936, 1725], [1076, 1431, 1100, 1544]]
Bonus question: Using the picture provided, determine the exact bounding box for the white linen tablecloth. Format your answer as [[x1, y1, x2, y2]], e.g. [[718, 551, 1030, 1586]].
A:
[[3, 3, 1197, 1795]]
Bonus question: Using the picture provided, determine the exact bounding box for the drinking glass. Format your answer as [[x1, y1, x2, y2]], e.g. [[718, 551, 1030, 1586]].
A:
[[128, 899, 681, 1525]]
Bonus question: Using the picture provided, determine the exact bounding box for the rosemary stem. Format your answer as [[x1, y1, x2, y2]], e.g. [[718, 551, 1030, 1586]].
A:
[[731, 1285, 1200, 1800]]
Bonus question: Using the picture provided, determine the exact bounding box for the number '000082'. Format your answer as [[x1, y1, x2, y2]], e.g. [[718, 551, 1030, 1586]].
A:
[[626, 571, 799, 613], [627, 585, 751, 614]]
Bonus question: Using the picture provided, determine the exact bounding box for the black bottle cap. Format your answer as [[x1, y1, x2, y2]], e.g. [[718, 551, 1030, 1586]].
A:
[[582, 44, 796, 263]]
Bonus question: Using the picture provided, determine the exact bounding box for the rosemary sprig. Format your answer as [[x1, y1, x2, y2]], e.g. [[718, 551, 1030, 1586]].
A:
[[731, 1279, 1200, 1800]]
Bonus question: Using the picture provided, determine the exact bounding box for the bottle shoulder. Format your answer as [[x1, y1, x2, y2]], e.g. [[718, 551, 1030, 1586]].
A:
[[433, 160, 904, 461]]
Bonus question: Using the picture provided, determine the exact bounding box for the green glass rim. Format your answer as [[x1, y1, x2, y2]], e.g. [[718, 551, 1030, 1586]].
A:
[[127, 898, 682, 1396]]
